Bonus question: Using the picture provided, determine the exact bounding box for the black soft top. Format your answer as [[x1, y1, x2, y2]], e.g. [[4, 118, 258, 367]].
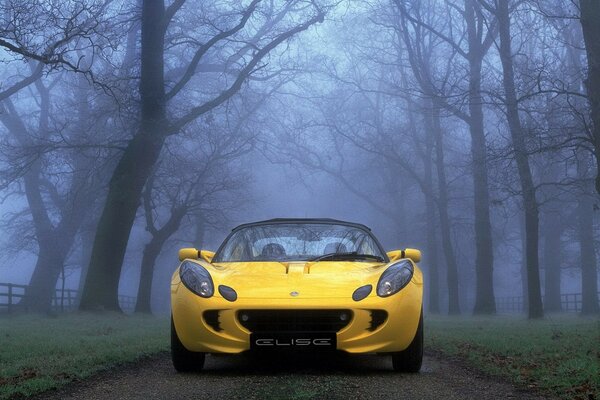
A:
[[231, 218, 372, 232]]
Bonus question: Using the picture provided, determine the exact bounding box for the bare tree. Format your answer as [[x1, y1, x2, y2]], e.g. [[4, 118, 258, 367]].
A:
[[0, 75, 105, 312], [80, 0, 328, 311], [579, 0, 600, 195], [0, 0, 116, 100], [484, 0, 543, 318], [135, 112, 253, 313], [393, 0, 498, 314]]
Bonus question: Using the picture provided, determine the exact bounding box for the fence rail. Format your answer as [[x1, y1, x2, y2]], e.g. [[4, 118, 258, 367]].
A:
[[0, 283, 137, 314], [2, 282, 597, 315], [496, 292, 600, 313]]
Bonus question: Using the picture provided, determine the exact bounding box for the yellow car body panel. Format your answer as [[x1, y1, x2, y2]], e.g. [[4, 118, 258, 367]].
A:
[[171, 258, 423, 354]]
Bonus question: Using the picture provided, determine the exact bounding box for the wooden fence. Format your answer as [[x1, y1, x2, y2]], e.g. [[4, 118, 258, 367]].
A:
[[496, 292, 600, 313], [0, 283, 137, 314], [2, 282, 597, 315]]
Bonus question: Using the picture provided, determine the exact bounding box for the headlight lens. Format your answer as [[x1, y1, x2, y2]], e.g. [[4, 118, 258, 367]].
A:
[[376, 260, 414, 297], [179, 261, 214, 298]]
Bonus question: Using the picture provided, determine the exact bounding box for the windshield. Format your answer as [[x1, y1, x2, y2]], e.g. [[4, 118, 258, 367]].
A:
[[213, 223, 387, 262]]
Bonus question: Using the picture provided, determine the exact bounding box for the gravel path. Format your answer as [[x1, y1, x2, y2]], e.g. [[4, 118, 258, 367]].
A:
[[37, 352, 550, 400]]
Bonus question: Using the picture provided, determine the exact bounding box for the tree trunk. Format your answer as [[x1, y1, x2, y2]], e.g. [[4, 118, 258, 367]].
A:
[[80, 0, 167, 311], [423, 109, 440, 314], [76, 221, 97, 305], [466, 0, 496, 314], [0, 104, 82, 313], [431, 105, 460, 314], [17, 161, 61, 313], [21, 243, 67, 313], [135, 205, 187, 313], [497, 0, 543, 319], [578, 194, 599, 314], [80, 133, 166, 311], [520, 214, 528, 313], [542, 208, 562, 312], [424, 192, 440, 314], [134, 239, 163, 313], [579, 0, 600, 195]]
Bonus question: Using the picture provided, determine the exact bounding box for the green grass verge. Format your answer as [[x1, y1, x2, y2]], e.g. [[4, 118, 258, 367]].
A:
[[427, 314, 599, 400], [1, 313, 597, 400], [0, 313, 168, 399]]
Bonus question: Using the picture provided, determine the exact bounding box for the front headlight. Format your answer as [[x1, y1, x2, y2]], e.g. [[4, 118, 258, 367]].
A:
[[377, 260, 414, 297], [179, 261, 214, 298]]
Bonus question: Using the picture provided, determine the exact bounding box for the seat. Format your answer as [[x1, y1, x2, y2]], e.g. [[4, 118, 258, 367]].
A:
[[323, 242, 347, 254], [261, 243, 286, 259]]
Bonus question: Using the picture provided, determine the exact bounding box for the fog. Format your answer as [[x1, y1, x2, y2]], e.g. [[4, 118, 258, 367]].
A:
[[0, 0, 598, 317]]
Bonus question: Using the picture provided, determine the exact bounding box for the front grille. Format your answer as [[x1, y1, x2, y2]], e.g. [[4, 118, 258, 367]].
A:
[[238, 309, 352, 332]]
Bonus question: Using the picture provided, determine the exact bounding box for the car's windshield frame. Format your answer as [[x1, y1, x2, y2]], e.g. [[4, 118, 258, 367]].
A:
[[212, 220, 389, 263]]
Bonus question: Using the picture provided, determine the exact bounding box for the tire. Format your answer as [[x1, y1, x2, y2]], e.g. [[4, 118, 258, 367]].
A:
[[391, 308, 423, 373], [171, 316, 206, 372]]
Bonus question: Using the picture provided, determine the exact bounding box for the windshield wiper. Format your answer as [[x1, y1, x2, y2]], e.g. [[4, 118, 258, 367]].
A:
[[310, 252, 384, 262]]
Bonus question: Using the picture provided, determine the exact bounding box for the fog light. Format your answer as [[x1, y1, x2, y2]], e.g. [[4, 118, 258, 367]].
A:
[[340, 313, 348, 321], [240, 313, 249, 322]]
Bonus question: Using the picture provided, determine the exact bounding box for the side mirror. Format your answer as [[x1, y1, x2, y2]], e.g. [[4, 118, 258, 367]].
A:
[[178, 248, 215, 263], [179, 248, 199, 261], [387, 248, 421, 263], [200, 250, 215, 263], [387, 250, 402, 262], [404, 248, 421, 263]]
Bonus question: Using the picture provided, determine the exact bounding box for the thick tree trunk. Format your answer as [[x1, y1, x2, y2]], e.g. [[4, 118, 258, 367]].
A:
[[431, 106, 460, 314], [21, 244, 67, 313], [497, 1, 543, 318], [465, 0, 496, 314], [80, 0, 167, 311], [580, 0, 600, 195], [0, 109, 82, 313], [76, 221, 98, 305], [542, 209, 562, 312], [80, 134, 166, 310], [18, 162, 60, 312], [578, 194, 599, 314]]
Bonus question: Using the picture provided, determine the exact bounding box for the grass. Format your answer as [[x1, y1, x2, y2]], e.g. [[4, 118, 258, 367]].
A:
[[0, 313, 597, 400], [427, 314, 600, 400], [0, 313, 168, 399]]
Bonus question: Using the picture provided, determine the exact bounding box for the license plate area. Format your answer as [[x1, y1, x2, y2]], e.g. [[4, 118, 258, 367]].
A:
[[250, 332, 337, 351]]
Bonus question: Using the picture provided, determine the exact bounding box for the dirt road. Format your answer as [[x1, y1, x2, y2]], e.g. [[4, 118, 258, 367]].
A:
[[37, 352, 549, 400]]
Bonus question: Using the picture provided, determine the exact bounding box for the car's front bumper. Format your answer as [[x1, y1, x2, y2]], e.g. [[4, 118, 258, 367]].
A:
[[171, 278, 423, 354]]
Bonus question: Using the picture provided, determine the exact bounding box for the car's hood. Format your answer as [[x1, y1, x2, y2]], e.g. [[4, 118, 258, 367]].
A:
[[209, 261, 387, 299]]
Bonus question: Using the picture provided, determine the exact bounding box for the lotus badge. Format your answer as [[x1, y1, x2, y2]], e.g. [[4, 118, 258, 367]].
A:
[[290, 291, 299, 297]]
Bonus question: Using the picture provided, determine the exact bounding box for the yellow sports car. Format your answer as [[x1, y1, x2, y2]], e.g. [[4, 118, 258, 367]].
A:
[[171, 218, 423, 372]]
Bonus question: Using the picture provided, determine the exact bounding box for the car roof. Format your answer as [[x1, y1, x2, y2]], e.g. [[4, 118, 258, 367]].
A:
[[231, 218, 372, 232]]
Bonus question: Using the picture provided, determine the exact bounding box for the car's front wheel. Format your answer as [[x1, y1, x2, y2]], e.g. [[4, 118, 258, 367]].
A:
[[171, 316, 206, 372], [391, 309, 423, 372]]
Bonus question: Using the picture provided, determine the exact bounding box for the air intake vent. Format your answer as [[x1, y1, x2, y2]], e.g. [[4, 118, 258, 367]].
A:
[[238, 309, 352, 333], [203, 310, 222, 332], [368, 310, 387, 331]]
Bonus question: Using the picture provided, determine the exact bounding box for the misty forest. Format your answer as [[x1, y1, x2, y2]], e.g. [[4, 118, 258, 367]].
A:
[[0, 0, 599, 321]]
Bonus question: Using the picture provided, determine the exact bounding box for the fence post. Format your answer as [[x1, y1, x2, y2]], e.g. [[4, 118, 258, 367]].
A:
[[7, 283, 12, 314], [67, 290, 73, 311]]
